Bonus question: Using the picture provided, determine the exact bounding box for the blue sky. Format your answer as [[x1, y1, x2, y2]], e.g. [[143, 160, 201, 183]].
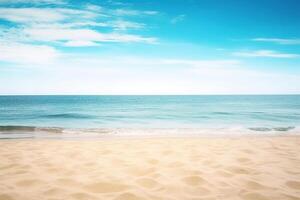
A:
[[0, 0, 299, 94]]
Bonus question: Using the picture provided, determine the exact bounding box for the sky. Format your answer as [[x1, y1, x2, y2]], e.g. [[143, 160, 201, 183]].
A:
[[0, 0, 299, 95]]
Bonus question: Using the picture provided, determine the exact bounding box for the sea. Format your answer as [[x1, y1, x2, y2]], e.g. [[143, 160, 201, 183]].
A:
[[0, 95, 299, 138]]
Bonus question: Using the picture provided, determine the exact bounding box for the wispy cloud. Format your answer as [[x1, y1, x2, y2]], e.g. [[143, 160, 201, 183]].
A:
[[23, 27, 156, 44], [252, 38, 300, 45], [106, 0, 130, 6], [64, 40, 100, 47], [85, 4, 103, 12], [171, 14, 185, 24], [161, 59, 239, 68], [233, 50, 299, 58], [0, 0, 66, 5], [0, 42, 60, 64], [0, 3, 159, 48], [111, 20, 144, 30], [0, 8, 97, 23], [114, 9, 158, 16]]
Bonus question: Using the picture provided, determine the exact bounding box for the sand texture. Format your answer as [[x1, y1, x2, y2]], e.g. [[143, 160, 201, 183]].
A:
[[0, 136, 300, 200]]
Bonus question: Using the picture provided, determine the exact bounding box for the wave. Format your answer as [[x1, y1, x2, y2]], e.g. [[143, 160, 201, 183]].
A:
[[0, 125, 36, 132], [248, 126, 295, 132], [40, 113, 95, 119], [0, 125, 298, 140], [0, 126, 63, 133], [212, 112, 231, 115], [0, 125, 297, 133]]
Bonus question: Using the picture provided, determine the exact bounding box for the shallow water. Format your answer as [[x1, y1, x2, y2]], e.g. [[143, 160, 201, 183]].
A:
[[0, 95, 299, 137]]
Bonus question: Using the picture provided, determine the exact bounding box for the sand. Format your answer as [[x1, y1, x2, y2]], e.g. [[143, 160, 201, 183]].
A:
[[0, 136, 300, 200]]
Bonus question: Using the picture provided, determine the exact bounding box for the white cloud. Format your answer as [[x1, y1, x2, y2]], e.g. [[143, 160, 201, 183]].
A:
[[114, 9, 158, 16], [24, 28, 103, 41], [111, 20, 144, 30], [105, 33, 157, 43], [64, 40, 99, 47], [0, 8, 96, 24], [27, 22, 109, 29], [20, 20, 143, 30], [0, 43, 60, 64], [253, 38, 300, 45], [171, 14, 185, 24], [0, 0, 66, 5], [107, 0, 130, 6], [143, 11, 158, 15], [85, 4, 103, 12], [233, 50, 299, 58], [0, 5, 158, 47], [24, 27, 157, 43], [161, 59, 240, 68], [0, 8, 65, 23]]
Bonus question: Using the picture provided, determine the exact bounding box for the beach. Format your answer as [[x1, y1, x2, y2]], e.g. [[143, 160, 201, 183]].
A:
[[1, 135, 300, 200], [0, 0, 299, 197]]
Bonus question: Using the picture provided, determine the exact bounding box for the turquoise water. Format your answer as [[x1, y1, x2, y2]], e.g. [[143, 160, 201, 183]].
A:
[[0, 95, 299, 132]]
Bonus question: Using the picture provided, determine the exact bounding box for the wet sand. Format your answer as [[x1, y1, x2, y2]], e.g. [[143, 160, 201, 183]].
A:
[[0, 136, 300, 200]]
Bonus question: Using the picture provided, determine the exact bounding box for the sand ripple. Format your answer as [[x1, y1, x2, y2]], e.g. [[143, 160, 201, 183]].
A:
[[0, 136, 300, 200]]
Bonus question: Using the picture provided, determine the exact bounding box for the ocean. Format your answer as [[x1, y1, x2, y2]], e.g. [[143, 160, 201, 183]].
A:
[[0, 95, 299, 138]]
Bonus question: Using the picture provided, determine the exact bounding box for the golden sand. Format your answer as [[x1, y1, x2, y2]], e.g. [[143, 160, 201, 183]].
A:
[[0, 136, 300, 200]]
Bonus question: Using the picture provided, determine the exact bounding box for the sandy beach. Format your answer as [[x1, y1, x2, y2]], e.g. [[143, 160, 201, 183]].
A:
[[0, 136, 300, 200]]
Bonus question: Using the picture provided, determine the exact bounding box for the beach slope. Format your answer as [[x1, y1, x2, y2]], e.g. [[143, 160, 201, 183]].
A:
[[0, 136, 300, 200]]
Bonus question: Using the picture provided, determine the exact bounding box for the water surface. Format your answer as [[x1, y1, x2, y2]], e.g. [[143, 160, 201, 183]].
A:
[[0, 95, 299, 137]]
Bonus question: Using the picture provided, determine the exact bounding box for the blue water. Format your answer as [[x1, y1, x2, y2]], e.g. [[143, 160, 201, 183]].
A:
[[0, 95, 299, 130]]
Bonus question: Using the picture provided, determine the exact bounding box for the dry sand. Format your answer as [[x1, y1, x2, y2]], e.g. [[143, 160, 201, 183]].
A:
[[0, 136, 300, 200]]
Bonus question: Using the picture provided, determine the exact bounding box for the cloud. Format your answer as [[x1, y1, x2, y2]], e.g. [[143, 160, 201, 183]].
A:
[[23, 27, 157, 44], [171, 14, 185, 24], [0, 4, 158, 48], [111, 20, 144, 30], [20, 20, 143, 31], [0, 8, 65, 23], [64, 40, 100, 47], [0, 8, 96, 24], [161, 59, 239, 68], [114, 9, 158, 16], [0, 0, 66, 5], [85, 4, 103, 12], [107, 0, 130, 6], [0, 42, 60, 64], [253, 38, 300, 45], [27, 22, 109, 29], [233, 50, 299, 58]]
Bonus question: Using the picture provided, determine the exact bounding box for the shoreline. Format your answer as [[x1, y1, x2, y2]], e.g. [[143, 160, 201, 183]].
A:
[[0, 133, 300, 141], [0, 126, 299, 140]]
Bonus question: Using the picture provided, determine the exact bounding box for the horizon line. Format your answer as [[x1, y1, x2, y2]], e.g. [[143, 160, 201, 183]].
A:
[[0, 94, 299, 96]]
